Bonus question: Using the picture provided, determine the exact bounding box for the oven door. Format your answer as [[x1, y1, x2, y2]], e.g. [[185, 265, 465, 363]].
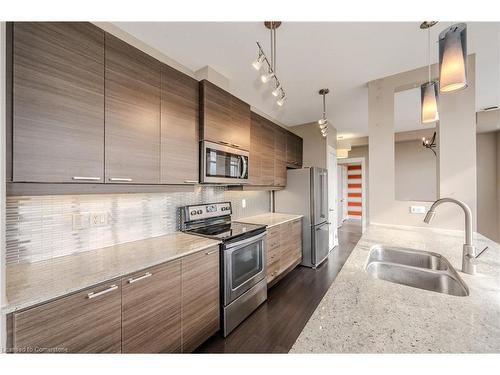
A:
[[223, 232, 266, 306], [201, 141, 249, 184]]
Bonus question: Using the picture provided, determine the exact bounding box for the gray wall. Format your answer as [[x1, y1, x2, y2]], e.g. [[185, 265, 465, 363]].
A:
[[290, 122, 327, 168], [368, 56, 477, 230], [476, 132, 499, 242], [395, 140, 437, 202]]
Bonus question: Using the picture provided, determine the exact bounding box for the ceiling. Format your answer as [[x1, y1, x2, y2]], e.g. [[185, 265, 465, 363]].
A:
[[113, 22, 500, 138]]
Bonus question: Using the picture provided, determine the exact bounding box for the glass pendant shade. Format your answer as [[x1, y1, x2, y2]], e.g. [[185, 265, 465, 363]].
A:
[[439, 23, 467, 93], [421, 81, 440, 123]]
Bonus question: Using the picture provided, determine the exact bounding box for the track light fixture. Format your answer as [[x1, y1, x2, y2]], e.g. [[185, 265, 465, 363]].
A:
[[317, 88, 330, 138], [252, 22, 286, 106]]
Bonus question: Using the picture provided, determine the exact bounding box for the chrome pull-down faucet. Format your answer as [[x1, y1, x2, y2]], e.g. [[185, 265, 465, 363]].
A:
[[423, 198, 478, 275]]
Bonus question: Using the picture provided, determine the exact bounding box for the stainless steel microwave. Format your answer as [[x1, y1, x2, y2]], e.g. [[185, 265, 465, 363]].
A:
[[200, 141, 249, 184]]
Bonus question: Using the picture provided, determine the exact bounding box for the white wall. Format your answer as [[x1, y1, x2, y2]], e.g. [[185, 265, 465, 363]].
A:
[[290, 122, 327, 168], [476, 132, 499, 242], [368, 56, 477, 230]]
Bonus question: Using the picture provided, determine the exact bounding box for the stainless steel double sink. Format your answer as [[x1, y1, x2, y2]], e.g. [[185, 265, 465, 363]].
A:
[[365, 245, 469, 297]]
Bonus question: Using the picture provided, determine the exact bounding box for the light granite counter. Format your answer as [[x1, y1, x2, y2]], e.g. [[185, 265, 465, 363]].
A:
[[291, 224, 500, 353], [3, 232, 220, 314], [236, 212, 303, 228]]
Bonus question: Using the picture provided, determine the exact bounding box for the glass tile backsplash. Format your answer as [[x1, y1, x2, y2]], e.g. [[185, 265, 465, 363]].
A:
[[6, 187, 270, 264]]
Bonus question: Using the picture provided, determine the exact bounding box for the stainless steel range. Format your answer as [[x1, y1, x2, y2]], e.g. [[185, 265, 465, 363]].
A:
[[180, 202, 267, 337]]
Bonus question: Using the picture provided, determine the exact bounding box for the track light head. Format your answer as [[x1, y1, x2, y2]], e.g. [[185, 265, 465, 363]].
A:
[[276, 92, 286, 106], [272, 82, 282, 97], [261, 70, 275, 83], [252, 54, 265, 70]]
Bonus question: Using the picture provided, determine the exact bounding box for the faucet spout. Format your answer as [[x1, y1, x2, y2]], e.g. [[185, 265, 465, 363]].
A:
[[423, 198, 476, 274]]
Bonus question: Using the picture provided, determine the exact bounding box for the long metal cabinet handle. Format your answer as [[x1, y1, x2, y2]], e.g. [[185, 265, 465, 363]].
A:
[[127, 272, 153, 284], [72, 176, 101, 181], [184, 180, 198, 184], [87, 284, 118, 299], [109, 177, 133, 182], [240, 155, 248, 179], [205, 249, 219, 255]]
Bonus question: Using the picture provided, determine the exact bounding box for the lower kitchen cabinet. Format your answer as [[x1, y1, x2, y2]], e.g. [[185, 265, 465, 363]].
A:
[[12, 281, 122, 353], [181, 246, 220, 353], [266, 219, 303, 285], [121, 261, 181, 353], [10, 247, 221, 354]]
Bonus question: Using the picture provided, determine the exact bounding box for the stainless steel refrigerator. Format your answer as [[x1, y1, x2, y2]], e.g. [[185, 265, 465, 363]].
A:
[[275, 167, 330, 268]]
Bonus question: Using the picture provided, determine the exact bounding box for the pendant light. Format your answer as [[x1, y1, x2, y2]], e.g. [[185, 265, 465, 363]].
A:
[[318, 89, 330, 138], [420, 21, 439, 124], [438, 23, 468, 93]]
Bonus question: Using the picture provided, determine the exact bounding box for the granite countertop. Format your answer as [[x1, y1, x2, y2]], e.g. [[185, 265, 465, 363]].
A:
[[3, 232, 221, 314], [235, 212, 303, 228], [291, 224, 500, 353]]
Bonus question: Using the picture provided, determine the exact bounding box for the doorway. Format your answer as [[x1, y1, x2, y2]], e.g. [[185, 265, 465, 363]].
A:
[[337, 157, 366, 234]]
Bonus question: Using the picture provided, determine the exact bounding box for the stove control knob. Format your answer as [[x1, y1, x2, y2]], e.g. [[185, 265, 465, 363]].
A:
[[190, 210, 197, 216], [197, 210, 203, 214]]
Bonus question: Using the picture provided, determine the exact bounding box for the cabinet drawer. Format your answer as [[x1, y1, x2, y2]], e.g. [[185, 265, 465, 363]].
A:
[[13, 280, 122, 353]]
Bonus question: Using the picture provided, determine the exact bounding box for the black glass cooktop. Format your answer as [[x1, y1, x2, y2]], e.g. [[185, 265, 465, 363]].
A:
[[186, 221, 266, 241]]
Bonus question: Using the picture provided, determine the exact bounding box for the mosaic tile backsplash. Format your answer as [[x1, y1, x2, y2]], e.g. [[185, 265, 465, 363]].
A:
[[6, 187, 270, 264]]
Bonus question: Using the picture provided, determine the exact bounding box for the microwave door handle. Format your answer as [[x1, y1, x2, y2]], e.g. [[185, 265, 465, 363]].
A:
[[240, 155, 248, 179]]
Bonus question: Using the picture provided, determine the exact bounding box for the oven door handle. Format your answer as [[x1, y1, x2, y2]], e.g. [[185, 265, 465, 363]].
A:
[[240, 155, 248, 179], [224, 231, 266, 250]]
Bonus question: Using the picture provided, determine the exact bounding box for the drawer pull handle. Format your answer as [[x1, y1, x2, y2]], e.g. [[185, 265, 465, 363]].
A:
[[109, 177, 133, 182], [128, 272, 153, 284], [205, 249, 219, 255], [219, 141, 230, 145], [72, 176, 101, 181], [184, 180, 198, 184], [87, 284, 118, 299], [231, 143, 241, 148]]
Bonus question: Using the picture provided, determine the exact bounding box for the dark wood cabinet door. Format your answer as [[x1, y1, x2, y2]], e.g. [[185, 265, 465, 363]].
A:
[[229, 95, 251, 151], [249, 112, 262, 185], [260, 120, 275, 186], [122, 261, 181, 353], [200, 80, 250, 150], [105, 33, 161, 184], [12, 22, 105, 183], [181, 247, 220, 353], [161, 65, 199, 184], [274, 126, 287, 186], [286, 132, 303, 168], [13, 281, 121, 353], [200, 80, 231, 145]]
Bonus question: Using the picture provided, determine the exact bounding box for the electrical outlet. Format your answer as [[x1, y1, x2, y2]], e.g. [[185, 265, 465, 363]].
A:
[[241, 199, 246, 208], [90, 212, 108, 227], [410, 205, 426, 214], [72, 213, 91, 231]]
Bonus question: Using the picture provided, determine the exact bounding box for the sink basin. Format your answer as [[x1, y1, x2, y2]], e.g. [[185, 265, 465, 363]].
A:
[[365, 245, 469, 297]]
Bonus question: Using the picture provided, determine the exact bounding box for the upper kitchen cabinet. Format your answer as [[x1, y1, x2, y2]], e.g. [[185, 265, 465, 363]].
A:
[[200, 80, 250, 151], [286, 131, 303, 168], [274, 126, 287, 187], [105, 33, 161, 184], [160, 65, 199, 184], [12, 22, 105, 183]]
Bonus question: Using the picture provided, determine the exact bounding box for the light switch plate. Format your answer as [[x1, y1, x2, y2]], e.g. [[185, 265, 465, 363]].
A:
[[241, 199, 247, 208], [90, 212, 108, 227], [410, 205, 426, 214]]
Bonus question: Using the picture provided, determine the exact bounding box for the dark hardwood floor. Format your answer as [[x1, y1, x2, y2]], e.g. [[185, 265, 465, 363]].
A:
[[196, 222, 362, 353]]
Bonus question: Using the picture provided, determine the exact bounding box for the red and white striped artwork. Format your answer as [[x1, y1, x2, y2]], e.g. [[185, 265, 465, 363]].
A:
[[347, 164, 362, 219]]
